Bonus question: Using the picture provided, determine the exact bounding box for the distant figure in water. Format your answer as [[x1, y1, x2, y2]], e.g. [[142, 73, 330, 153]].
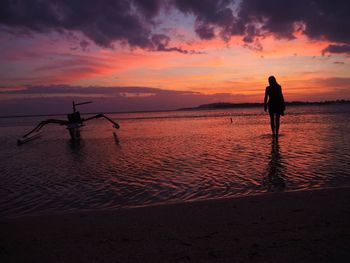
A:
[[264, 76, 285, 137]]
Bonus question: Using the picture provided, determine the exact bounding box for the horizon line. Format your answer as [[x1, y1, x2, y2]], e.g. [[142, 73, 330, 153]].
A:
[[1, 99, 349, 119]]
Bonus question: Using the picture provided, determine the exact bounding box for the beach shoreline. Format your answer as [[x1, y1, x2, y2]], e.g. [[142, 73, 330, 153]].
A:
[[1, 187, 350, 262]]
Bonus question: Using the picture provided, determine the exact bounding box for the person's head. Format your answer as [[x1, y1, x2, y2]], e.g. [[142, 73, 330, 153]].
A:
[[268, 76, 277, 86]]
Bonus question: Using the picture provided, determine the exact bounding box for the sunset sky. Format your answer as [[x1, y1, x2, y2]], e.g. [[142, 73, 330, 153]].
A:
[[0, 0, 349, 114]]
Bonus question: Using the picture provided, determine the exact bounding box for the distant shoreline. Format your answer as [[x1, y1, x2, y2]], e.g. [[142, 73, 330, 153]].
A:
[[178, 99, 350, 111], [0, 99, 349, 119]]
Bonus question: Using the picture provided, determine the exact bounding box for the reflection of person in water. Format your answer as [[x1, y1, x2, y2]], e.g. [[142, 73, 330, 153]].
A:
[[264, 138, 286, 192], [264, 76, 285, 137]]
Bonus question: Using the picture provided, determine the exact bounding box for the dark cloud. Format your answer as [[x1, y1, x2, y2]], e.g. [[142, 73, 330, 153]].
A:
[[133, 0, 163, 19], [171, 0, 350, 50], [322, 44, 350, 55], [0, 0, 188, 53], [0, 85, 252, 115], [242, 24, 259, 43], [79, 40, 90, 51], [172, 0, 235, 41], [0, 0, 203, 53], [0, 0, 154, 48], [0, 85, 196, 96], [194, 22, 215, 40], [151, 34, 203, 54], [1, 0, 349, 53], [237, 0, 304, 41], [237, 0, 350, 45]]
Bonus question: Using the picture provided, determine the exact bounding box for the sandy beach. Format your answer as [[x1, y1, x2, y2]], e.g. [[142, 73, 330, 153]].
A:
[[1, 187, 350, 263]]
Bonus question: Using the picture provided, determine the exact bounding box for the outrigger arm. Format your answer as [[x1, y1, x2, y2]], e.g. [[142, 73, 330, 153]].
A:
[[82, 114, 120, 129], [22, 119, 69, 138], [17, 100, 120, 145]]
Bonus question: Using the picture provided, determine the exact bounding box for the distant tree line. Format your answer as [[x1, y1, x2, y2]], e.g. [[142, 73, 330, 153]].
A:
[[179, 100, 350, 111]]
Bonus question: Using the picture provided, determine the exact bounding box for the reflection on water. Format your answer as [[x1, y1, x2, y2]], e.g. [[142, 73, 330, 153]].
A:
[[0, 105, 350, 218], [264, 138, 286, 192], [66, 139, 85, 161]]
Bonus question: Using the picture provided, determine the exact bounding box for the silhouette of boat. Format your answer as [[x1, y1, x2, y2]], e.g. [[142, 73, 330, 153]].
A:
[[17, 101, 120, 145]]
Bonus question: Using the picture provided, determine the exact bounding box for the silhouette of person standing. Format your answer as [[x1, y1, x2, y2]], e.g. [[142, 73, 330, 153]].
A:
[[264, 76, 285, 137]]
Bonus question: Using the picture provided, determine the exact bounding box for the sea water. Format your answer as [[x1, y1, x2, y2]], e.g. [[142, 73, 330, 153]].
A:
[[1, 105, 349, 218]]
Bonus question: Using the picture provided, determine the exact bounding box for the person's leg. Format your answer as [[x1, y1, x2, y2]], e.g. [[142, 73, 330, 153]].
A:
[[275, 114, 280, 137], [269, 113, 275, 135]]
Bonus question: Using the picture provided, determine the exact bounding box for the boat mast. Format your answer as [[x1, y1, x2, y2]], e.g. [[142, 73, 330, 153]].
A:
[[72, 101, 93, 112]]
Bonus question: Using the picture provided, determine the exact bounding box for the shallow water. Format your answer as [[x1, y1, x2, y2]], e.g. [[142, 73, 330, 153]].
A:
[[1, 105, 350, 218]]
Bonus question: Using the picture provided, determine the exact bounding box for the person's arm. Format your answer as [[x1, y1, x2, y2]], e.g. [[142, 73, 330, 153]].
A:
[[264, 87, 268, 112], [280, 86, 285, 111]]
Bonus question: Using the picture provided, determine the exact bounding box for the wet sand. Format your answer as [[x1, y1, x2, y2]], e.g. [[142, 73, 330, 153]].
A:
[[1, 187, 350, 262]]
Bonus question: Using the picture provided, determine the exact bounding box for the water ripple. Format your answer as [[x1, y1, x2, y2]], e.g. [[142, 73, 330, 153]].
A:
[[1, 105, 350, 218]]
